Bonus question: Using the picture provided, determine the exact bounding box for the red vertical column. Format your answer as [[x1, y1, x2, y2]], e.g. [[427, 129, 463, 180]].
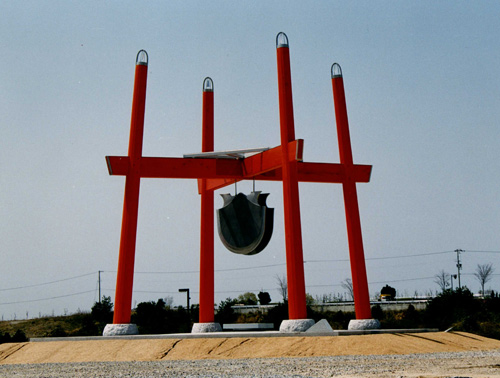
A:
[[331, 63, 372, 320], [276, 33, 307, 320], [113, 51, 149, 324], [199, 78, 215, 323]]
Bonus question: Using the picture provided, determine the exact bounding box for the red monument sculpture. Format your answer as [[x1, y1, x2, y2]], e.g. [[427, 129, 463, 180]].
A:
[[103, 33, 377, 335]]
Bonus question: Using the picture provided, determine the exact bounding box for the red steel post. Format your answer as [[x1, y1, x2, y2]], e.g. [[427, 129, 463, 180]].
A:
[[276, 33, 307, 320], [331, 63, 372, 320], [113, 51, 148, 324], [199, 78, 215, 323]]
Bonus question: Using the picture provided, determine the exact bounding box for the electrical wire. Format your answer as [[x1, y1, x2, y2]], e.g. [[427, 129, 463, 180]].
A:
[[97, 250, 497, 276], [1, 250, 496, 308], [465, 250, 500, 254], [0, 272, 96, 292], [104, 263, 288, 275], [305, 250, 454, 263], [108, 274, 439, 296], [0, 290, 95, 305]]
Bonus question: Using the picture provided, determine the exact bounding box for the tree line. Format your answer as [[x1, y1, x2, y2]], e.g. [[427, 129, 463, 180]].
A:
[[0, 262, 497, 343]]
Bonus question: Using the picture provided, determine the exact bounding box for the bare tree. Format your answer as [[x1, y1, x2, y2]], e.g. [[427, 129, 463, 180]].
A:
[[275, 274, 287, 302], [434, 270, 450, 292], [341, 278, 354, 301], [163, 296, 174, 309], [474, 263, 494, 297]]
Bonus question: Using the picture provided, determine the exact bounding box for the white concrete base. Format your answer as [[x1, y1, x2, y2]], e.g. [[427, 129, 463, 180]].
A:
[[102, 323, 139, 336], [279, 319, 315, 333], [191, 322, 222, 333], [306, 319, 335, 334], [348, 319, 381, 330]]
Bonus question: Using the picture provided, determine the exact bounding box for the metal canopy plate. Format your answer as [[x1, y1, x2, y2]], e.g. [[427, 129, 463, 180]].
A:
[[184, 147, 270, 160]]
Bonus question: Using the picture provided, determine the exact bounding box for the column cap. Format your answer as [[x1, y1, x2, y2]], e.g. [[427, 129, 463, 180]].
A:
[[276, 32, 289, 48], [136, 50, 148, 66], [331, 63, 342, 78], [203, 77, 214, 92]]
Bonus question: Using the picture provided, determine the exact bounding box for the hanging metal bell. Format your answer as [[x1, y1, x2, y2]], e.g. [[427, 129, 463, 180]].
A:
[[217, 191, 274, 255]]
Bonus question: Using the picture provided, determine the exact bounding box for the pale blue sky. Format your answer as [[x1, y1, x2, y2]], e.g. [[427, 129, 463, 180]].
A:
[[1, 1, 499, 319]]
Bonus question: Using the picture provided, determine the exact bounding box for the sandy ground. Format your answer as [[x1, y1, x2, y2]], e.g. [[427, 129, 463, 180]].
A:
[[1, 332, 500, 377], [0, 331, 499, 365]]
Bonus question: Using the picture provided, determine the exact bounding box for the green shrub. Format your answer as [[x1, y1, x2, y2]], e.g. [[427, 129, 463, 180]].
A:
[[0, 330, 27, 344], [132, 299, 169, 334], [71, 314, 99, 336], [91, 296, 113, 324], [236, 292, 258, 305], [46, 325, 67, 338], [478, 321, 500, 340], [258, 292, 272, 305], [0, 332, 11, 344], [371, 304, 383, 320], [215, 298, 238, 325], [131, 299, 192, 334], [262, 302, 288, 329], [424, 288, 479, 330]]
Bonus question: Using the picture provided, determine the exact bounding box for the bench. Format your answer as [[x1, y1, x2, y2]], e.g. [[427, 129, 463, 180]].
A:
[[222, 323, 274, 331]]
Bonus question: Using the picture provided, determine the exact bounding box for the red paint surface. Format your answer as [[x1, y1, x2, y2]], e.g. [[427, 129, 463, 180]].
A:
[[107, 153, 371, 187], [276, 44, 307, 320], [113, 63, 148, 324], [199, 89, 215, 323], [332, 75, 372, 320]]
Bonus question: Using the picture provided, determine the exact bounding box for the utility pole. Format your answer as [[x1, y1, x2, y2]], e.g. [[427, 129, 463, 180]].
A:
[[98, 270, 102, 303], [455, 249, 464, 289]]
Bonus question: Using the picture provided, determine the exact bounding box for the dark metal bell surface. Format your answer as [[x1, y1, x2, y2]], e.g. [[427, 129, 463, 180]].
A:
[[217, 191, 274, 255]]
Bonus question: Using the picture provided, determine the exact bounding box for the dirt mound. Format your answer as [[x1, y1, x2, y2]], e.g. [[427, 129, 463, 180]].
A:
[[1, 332, 499, 365]]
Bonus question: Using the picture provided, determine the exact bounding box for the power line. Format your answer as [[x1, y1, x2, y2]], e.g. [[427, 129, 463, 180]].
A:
[[304, 258, 349, 263], [1, 249, 496, 306], [218, 263, 286, 272], [0, 272, 96, 292], [0, 290, 95, 305], [305, 250, 454, 263], [370, 250, 454, 260], [370, 277, 435, 285], [102, 252, 455, 276], [133, 290, 187, 294], [111, 275, 439, 296], [98, 249, 496, 275], [103, 263, 287, 275], [465, 250, 500, 254]]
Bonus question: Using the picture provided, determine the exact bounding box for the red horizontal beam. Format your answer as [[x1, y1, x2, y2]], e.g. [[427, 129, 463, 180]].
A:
[[106, 140, 303, 181], [199, 162, 371, 191], [106, 155, 242, 179], [199, 140, 303, 192], [298, 162, 371, 183], [106, 139, 371, 188], [143, 156, 244, 179], [244, 139, 303, 176], [219, 162, 371, 184]]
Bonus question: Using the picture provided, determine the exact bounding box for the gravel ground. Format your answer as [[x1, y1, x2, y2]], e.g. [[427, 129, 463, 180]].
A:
[[1, 350, 499, 378]]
